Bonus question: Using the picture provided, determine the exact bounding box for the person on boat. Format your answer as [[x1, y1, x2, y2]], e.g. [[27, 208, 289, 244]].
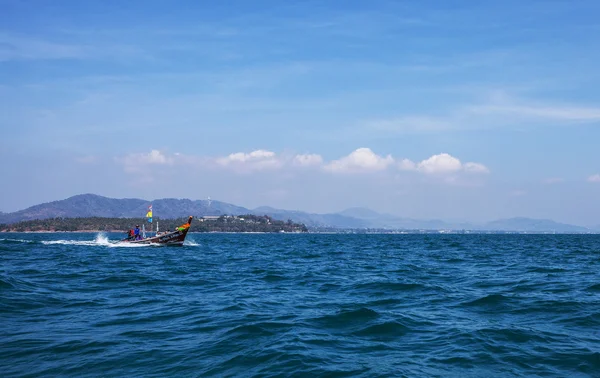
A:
[[134, 225, 140, 240], [126, 229, 134, 240]]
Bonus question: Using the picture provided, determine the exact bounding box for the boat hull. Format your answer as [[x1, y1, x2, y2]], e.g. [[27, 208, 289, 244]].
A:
[[121, 216, 193, 246]]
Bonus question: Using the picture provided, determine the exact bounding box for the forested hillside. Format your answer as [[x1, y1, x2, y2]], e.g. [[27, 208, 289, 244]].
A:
[[0, 215, 308, 233]]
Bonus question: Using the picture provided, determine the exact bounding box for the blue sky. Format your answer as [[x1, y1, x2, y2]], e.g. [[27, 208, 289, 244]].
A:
[[1, 0, 599, 226]]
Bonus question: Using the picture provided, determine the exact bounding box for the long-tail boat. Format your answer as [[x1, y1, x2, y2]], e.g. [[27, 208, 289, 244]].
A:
[[122, 216, 193, 246]]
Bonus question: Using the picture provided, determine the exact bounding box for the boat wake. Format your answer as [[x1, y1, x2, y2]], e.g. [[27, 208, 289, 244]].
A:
[[3, 233, 197, 248], [0, 238, 37, 244], [41, 234, 149, 248]]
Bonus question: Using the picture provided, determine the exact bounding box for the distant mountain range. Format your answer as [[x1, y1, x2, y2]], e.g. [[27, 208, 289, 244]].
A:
[[0, 194, 594, 233]]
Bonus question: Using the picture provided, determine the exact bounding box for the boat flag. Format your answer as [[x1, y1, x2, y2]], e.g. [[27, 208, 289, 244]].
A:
[[146, 205, 153, 223]]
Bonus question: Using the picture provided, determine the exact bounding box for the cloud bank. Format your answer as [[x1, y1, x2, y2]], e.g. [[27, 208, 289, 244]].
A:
[[116, 148, 490, 180]]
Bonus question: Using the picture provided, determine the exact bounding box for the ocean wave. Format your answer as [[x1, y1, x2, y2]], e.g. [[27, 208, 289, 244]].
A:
[[311, 307, 380, 329], [223, 321, 294, 338], [526, 266, 568, 273], [352, 281, 425, 292], [261, 273, 287, 282], [586, 283, 600, 292], [462, 293, 512, 307], [0, 276, 16, 289], [352, 320, 412, 338]]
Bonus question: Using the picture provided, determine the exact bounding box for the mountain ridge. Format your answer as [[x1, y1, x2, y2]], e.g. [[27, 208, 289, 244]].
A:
[[0, 194, 593, 232]]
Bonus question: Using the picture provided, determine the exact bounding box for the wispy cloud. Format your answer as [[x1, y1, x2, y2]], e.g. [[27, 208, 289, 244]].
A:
[[116, 150, 174, 174], [463, 162, 490, 174], [364, 92, 600, 134], [468, 103, 600, 121], [0, 31, 157, 63], [588, 174, 600, 183], [543, 177, 564, 184], [0, 33, 88, 61], [112, 150, 181, 185]]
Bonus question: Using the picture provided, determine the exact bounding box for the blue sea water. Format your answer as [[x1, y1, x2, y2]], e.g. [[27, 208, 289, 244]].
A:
[[1, 233, 599, 377]]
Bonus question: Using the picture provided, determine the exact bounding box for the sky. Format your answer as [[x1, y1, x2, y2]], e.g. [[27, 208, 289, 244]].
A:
[[1, 0, 599, 226]]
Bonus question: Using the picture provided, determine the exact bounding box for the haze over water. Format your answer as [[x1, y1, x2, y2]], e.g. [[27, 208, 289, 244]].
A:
[[2, 233, 599, 377]]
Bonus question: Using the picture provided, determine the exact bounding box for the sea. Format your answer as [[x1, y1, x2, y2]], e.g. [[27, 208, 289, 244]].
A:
[[1, 232, 599, 377]]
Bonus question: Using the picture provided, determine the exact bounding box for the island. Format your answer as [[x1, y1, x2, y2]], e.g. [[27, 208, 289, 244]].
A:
[[0, 214, 309, 233]]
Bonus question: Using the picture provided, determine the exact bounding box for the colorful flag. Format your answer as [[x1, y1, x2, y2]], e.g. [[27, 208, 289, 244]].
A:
[[146, 204, 153, 222]]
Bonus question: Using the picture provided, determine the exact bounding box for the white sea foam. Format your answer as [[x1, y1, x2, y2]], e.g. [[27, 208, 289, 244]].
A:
[[40, 233, 147, 248], [107, 241, 150, 248], [0, 238, 36, 243], [42, 240, 98, 246], [184, 240, 200, 246]]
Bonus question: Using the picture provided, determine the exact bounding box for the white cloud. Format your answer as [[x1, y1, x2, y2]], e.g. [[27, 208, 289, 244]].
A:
[[324, 148, 394, 173], [116, 149, 489, 183], [293, 153, 323, 167], [222, 149, 275, 163], [144, 150, 170, 164], [398, 158, 417, 171], [114, 150, 180, 185], [117, 149, 174, 173], [588, 174, 600, 183], [216, 149, 282, 171], [417, 153, 462, 174], [463, 162, 490, 174], [399, 153, 489, 175]]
